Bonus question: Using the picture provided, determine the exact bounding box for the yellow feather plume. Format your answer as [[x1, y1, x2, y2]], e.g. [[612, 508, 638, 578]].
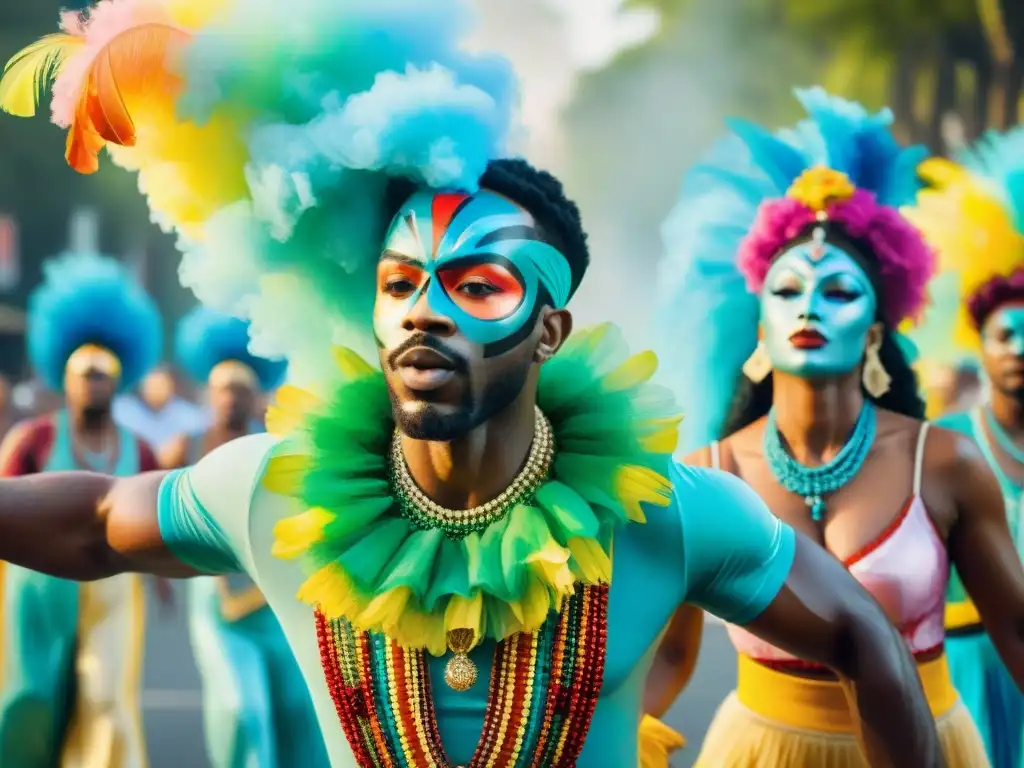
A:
[[904, 156, 1024, 350], [0, 34, 82, 118]]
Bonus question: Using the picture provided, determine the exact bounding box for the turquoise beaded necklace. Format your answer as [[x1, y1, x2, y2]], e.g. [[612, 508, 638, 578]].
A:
[[763, 401, 877, 521], [983, 406, 1024, 465]]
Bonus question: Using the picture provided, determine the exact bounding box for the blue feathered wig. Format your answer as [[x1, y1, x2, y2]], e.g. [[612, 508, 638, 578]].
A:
[[27, 252, 162, 391], [175, 306, 287, 391]]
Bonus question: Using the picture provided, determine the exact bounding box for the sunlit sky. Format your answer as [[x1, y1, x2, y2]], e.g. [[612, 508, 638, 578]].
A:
[[550, 0, 660, 70], [470, 0, 660, 167]]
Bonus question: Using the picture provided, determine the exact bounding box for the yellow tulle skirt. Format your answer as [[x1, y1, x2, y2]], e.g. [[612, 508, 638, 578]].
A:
[[690, 654, 990, 767], [639, 714, 685, 767]]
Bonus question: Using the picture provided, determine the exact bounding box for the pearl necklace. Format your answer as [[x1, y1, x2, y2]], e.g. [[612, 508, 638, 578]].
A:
[[389, 406, 555, 539]]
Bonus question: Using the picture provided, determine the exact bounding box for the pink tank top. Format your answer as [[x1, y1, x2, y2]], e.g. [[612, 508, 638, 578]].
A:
[[723, 423, 948, 665]]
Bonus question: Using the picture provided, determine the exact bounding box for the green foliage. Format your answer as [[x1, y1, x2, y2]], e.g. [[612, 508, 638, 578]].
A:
[[784, 0, 975, 51]]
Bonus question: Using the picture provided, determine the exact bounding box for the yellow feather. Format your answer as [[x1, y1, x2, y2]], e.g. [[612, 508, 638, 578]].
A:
[[331, 347, 376, 381], [0, 34, 82, 118], [601, 350, 658, 392], [916, 157, 968, 188]]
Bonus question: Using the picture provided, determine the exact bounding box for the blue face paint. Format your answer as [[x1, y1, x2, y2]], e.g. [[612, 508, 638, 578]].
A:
[[760, 237, 878, 378], [373, 190, 572, 357], [983, 305, 1024, 358]]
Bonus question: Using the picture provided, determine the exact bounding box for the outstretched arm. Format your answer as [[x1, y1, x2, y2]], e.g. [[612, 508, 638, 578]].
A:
[[675, 464, 941, 768], [940, 428, 1024, 690], [0, 470, 189, 579], [0, 433, 273, 581]]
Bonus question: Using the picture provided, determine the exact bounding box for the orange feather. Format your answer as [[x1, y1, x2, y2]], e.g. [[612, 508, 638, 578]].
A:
[[65, 23, 190, 174]]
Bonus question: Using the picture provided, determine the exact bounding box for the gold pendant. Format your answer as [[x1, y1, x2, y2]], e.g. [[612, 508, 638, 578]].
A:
[[444, 628, 478, 692]]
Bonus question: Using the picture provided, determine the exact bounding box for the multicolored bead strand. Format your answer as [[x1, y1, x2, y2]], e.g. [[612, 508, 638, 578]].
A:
[[315, 584, 609, 767]]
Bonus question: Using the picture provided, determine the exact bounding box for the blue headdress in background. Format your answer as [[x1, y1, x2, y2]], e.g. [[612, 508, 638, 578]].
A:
[[27, 252, 162, 392], [175, 306, 287, 392], [652, 87, 928, 452]]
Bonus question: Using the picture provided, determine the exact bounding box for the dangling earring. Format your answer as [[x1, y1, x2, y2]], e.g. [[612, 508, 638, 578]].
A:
[[742, 341, 772, 383], [863, 340, 891, 397]]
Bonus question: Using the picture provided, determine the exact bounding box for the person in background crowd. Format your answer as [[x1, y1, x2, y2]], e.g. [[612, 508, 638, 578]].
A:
[[906, 127, 1024, 768], [113, 364, 208, 453], [0, 374, 17, 440], [162, 307, 325, 768], [0, 252, 164, 768]]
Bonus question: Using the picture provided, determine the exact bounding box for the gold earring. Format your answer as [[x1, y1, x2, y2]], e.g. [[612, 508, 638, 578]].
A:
[[862, 341, 891, 397], [742, 341, 772, 383]]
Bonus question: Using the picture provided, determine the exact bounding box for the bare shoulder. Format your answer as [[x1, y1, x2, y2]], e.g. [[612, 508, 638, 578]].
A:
[[874, 407, 920, 431], [713, 417, 767, 476], [921, 419, 981, 474], [4, 415, 52, 443]]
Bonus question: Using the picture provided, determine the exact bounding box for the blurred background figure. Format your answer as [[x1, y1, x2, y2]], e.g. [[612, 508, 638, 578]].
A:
[[0, 252, 162, 768], [114, 365, 208, 456], [161, 308, 324, 768]]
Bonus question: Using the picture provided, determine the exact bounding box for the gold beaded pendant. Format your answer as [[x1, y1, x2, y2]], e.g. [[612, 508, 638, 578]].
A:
[[443, 628, 478, 692]]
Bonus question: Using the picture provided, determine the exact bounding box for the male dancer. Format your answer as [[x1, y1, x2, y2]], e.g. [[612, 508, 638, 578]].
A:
[[163, 306, 326, 768], [907, 133, 1024, 767], [0, 1, 943, 763], [0, 252, 162, 767]]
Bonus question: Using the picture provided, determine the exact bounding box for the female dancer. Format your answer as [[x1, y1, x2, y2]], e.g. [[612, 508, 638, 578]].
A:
[[645, 89, 1024, 766], [904, 128, 1024, 768], [163, 307, 327, 768]]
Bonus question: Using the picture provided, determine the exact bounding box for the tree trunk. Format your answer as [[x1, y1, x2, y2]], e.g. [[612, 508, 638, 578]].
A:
[[891, 48, 918, 143], [1006, 63, 1023, 126], [978, 0, 1016, 129], [931, 39, 958, 152], [975, 61, 992, 135], [988, 61, 1015, 129]]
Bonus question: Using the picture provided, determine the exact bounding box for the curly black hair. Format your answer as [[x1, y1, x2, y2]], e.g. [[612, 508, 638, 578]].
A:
[[720, 328, 926, 437], [382, 158, 591, 298]]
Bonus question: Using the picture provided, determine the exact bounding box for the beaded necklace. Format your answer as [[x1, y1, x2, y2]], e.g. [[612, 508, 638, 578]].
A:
[[763, 401, 876, 521], [391, 407, 555, 539], [983, 405, 1024, 466], [316, 582, 608, 768]]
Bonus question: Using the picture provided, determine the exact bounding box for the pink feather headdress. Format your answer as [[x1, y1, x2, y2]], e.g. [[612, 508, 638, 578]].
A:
[[736, 166, 935, 325]]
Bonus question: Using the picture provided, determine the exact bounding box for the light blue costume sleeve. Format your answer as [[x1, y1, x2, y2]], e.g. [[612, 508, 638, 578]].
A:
[[156, 432, 280, 575], [158, 469, 241, 573], [673, 462, 796, 625]]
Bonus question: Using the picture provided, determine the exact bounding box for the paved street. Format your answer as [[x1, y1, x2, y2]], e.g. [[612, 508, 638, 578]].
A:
[[140, 589, 734, 767]]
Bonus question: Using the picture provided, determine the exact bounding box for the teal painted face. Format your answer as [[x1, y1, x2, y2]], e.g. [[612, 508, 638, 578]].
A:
[[374, 189, 573, 440], [373, 190, 572, 357], [760, 235, 878, 379], [981, 303, 1024, 394]]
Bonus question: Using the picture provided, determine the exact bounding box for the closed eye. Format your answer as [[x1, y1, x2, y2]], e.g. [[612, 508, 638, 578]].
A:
[[823, 288, 860, 301], [771, 287, 801, 298]]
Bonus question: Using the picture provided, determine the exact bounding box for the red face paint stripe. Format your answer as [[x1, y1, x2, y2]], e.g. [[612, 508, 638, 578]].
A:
[[431, 193, 470, 257]]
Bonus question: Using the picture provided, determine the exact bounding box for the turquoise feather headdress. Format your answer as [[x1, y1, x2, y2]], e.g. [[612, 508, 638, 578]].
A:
[[175, 306, 287, 391], [27, 252, 162, 391], [653, 87, 928, 451]]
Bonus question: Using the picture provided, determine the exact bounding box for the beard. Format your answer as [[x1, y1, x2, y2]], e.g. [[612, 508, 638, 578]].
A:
[[390, 360, 532, 441], [79, 403, 111, 428]]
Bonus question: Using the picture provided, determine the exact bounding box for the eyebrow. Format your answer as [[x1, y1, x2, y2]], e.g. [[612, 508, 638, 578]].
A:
[[380, 249, 426, 266]]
